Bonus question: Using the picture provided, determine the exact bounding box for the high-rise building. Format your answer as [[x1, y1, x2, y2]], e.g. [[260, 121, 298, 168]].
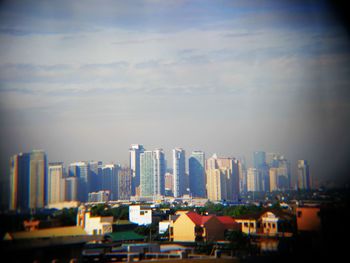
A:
[[173, 148, 186, 198], [9, 152, 30, 210], [101, 164, 119, 200], [269, 167, 278, 192], [129, 144, 144, 196], [48, 162, 65, 204], [69, 162, 88, 202], [253, 151, 266, 169], [206, 169, 225, 201], [275, 156, 291, 190], [9, 150, 48, 211], [118, 167, 131, 200], [153, 149, 166, 197], [189, 151, 206, 198], [237, 157, 247, 193], [164, 173, 174, 196], [65, 176, 78, 201], [88, 161, 103, 193], [140, 149, 166, 198], [205, 154, 240, 201], [297, 160, 311, 190], [247, 168, 260, 192], [29, 150, 47, 209]]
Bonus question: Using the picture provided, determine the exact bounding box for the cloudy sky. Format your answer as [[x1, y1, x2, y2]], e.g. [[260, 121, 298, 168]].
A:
[[0, 0, 349, 193]]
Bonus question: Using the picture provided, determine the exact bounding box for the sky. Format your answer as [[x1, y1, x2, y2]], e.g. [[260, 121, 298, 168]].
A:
[[0, 0, 350, 198]]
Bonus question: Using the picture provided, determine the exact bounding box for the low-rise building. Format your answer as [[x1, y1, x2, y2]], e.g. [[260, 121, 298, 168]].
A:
[[77, 206, 113, 235], [169, 211, 238, 242], [129, 205, 152, 225], [296, 206, 321, 232]]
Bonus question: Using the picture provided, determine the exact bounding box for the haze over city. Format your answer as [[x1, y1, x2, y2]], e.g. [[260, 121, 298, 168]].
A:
[[1, 0, 350, 196]]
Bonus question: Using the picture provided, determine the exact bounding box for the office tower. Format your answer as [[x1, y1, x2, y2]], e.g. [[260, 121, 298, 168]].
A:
[[101, 164, 119, 200], [297, 160, 311, 190], [253, 151, 266, 169], [140, 149, 166, 198], [28, 150, 47, 209], [69, 162, 88, 202], [65, 176, 78, 201], [275, 156, 291, 190], [164, 173, 174, 196], [88, 161, 103, 193], [129, 144, 144, 196], [205, 154, 240, 201], [253, 151, 269, 192], [189, 151, 206, 198], [153, 149, 166, 197], [237, 157, 247, 193], [173, 148, 186, 198], [269, 168, 278, 192], [48, 162, 65, 204], [9, 152, 30, 210], [10, 150, 48, 210], [118, 167, 131, 200], [247, 168, 260, 192]]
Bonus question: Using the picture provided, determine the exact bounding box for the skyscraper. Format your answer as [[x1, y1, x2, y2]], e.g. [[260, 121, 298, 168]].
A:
[[297, 160, 311, 190], [129, 144, 144, 196], [153, 149, 166, 197], [269, 167, 278, 192], [140, 149, 166, 198], [9, 150, 48, 210], [118, 167, 131, 200], [205, 154, 240, 201], [88, 161, 103, 193], [173, 148, 186, 198], [101, 164, 119, 200], [189, 151, 206, 198], [69, 161, 88, 202], [48, 162, 65, 204], [140, 151, 154, 198], [247, 168, 260, 192], [9, 152, 30, 210], [65, 176, 78, 201]]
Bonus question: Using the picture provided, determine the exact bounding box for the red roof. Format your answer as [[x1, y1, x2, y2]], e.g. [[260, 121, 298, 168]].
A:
[[186, 212, 214, 226], [217, 216, 239, 230]]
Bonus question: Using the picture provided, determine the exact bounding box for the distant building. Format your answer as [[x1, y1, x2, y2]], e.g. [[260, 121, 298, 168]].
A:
[[173, 148, 186, 198], [9, 150, 47, 211], [165, 172, 174, 196], [129, 144, 144, 196], [247, 168, 259, 192], [269, 168, 278, 192], [140, 149, 166, 198], [88, 190, 110, 202], [101, 164, 119, 200], [205, 154, 240, 201], [48, 162, 65, 205], [65, 176, 78, 201], [297, 160, 311, 190], [118, 167, 132, 200], [88, 161, 103, 193], [189, 151, 206, 198], [129, 205, 152, 225], [69, 161, 89, 202]]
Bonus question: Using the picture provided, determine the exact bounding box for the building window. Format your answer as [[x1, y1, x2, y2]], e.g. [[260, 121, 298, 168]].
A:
[[140, 211, 145, 215], [244, 223, 248, 227], [250, 223, 254, 228], [272, 223, 275, 229]]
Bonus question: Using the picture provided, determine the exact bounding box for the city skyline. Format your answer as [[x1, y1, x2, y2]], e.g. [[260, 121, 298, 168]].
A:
[[1, 0, 350, 197]]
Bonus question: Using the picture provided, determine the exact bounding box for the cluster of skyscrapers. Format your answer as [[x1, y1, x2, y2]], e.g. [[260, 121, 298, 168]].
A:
[[8, 146, 312, 211]]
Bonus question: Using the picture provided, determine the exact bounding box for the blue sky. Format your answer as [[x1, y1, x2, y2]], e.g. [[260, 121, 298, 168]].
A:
[[0, 0, 349, 190]]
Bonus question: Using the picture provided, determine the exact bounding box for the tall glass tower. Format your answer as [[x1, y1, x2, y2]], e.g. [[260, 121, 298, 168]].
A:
[[189, 151, 205, 198], [129, 144, 144, 196], [173, 148, 186, 198]]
